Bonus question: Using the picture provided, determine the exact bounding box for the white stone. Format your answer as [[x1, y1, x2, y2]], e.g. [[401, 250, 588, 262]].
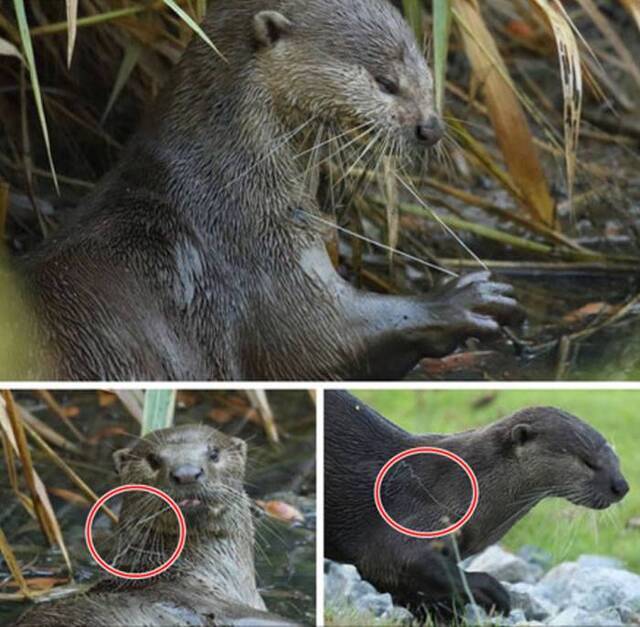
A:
[[467, 545, 541, 583]]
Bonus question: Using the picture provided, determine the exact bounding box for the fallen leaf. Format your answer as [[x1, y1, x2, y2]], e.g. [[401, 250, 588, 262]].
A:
[[562, 302, 615, 324], [176, 391, 200, 408], [506, 19, 535, 40], [3, 576, 67, 590], [86, 426, 130, 445], [256, 500, 304, 524], [62, 405, 80, 419], [421, 351, 497, 376], [207, 408, 234, 424], [97, 391, 116, 407]]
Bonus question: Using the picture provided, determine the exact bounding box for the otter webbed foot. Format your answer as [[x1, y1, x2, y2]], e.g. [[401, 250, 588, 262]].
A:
[[388, 550, 511, 621], [414, 271, 524, 358], [464, 571, 511, 617]]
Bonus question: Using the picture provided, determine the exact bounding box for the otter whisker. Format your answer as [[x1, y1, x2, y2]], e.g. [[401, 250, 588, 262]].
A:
[[396, 171, 489, 271], [299, 210, 457, 276], [313, 124, 378, 174], [223, 115, 318, 191], [336, 127, 386, 186], [297, 120, 373, 161]]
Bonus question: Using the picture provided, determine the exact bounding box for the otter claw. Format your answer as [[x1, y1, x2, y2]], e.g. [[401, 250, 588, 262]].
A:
[[467, 572, 511, 616]]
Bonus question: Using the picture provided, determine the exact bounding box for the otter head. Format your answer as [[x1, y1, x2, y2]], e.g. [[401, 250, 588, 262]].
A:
[[113, 424, 248, 533], [505, 407, 629, 510], [252, 0, 442, 154]]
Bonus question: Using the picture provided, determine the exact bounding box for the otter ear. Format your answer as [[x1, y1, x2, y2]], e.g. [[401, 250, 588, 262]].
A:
[[113, 448, 134, 475], [231, 437, 247, 460], [511, 423, 535, 447], [253, 11, 292, 48]]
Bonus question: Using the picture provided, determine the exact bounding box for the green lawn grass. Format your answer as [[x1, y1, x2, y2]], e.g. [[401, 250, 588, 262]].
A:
[[349, 389, 640, 574]]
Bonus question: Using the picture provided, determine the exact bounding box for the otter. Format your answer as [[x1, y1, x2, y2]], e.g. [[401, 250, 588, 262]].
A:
[[324, 391, 629, 617], [20, 0, 521, 381], [17, 425, 296, 626]]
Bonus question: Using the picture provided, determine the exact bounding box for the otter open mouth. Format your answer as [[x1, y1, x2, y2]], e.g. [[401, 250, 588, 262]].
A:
[[178, 498, 203, 510]]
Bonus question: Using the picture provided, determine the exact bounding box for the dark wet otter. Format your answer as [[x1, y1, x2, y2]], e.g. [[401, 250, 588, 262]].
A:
[[17, 425, 295, 626], [20, 0, 520, 381], [324, 391, 629, 617]]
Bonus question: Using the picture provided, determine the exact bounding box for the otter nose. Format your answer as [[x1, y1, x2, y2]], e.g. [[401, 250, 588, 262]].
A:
[[416, 116, 444, 146], [170, 464, 204, 485], [611, 476, 629, 498]]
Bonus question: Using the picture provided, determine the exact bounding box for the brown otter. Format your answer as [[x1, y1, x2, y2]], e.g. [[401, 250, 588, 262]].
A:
[[16, 425, 297, 626], [19, 0, 521, 381], [324, 391, 629, 618]]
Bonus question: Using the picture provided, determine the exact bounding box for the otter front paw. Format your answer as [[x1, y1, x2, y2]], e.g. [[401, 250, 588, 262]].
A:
[[419, 271, 523, 357], [465, 571, 511, 616]]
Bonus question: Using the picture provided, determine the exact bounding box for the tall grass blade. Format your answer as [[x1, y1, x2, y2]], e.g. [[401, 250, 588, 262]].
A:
[[246, 390, 279, 444], [12, 0, 59, 193], [0, 392, 72, 573], [433, 0, 451, 114], [196, 0, 208, 21], [0, 36, 23, 62], [0, 527, 30, 598], [531, 0, 582, 213], [65, 0, 78, 68], [141, 389, 176, 436], [22, 419, 117, 523], [575, 0, 640, 89], [452, 0, 555, 225], [100, 40, 142, 125], [402, 0, 423, 45], [380, 156, 399, 269], [162, 0, 226, 61], [31, 6, 151, 36], [620, 0, 640, 31]]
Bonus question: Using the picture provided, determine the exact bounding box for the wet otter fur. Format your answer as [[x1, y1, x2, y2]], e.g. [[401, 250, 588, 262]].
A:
[[17, 425, 295, 626], [22, 0, 520, 381], [325, 391, 629, 618]]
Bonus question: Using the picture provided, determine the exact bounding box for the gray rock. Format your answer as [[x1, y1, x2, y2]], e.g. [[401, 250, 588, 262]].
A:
[[467, 545, 542, 583], [617, 604, 640, 623], [548, 606, 623, 626], [325, 559, 413, 621], [536, 563, 640, 612], [324, 561, 360, 601], [517, 545, 553, 572], [503, 581, 557, 621], [507, 608, 526, 624], [576, 554, 624, 570], [347, 579, 378, 601], [352, 591, 393, 617], [382, 605, 414, 622]]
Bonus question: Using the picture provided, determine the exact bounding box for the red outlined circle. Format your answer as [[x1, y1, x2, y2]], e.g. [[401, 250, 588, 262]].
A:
[[373, 447, 479, 539], [84, 484, 187, 579]]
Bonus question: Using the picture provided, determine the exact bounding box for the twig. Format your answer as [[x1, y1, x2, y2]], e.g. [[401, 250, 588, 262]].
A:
[[22, 421, 117, 524], [36, 390, 85, 443]]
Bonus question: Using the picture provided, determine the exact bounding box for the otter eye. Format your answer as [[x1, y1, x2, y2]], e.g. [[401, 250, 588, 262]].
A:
[[146, 453, 161, 471], [209, 448, 220, 462], [375, 76, 399, 96], [582, 458, 599, 471]]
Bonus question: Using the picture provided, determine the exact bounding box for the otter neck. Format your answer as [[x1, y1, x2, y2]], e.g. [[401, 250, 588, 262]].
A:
[[410, 428, 549, 557], [111, 496, 263, 609], [125, 46, 319, 240]]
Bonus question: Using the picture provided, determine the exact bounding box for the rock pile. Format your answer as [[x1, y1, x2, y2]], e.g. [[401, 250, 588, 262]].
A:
[[325, 546, 640, 625]]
